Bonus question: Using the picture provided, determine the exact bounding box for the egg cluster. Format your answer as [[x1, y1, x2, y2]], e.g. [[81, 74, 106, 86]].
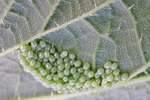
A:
[[100, 61, 129, 88], [18, 40, 129, 94]]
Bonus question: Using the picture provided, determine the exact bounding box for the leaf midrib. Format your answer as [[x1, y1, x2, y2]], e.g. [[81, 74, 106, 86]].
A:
[[22, 74, 150, 100]]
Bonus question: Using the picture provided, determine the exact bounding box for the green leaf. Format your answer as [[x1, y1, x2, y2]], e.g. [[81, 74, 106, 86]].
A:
[[0, 0, 150, 100]]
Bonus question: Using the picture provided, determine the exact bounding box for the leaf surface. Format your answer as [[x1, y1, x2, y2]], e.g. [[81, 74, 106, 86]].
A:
[[0, 0, 150, 100]]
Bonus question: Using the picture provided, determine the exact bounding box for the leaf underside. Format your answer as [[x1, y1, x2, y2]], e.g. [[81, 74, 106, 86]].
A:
[[0, 0, 150, 100]]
